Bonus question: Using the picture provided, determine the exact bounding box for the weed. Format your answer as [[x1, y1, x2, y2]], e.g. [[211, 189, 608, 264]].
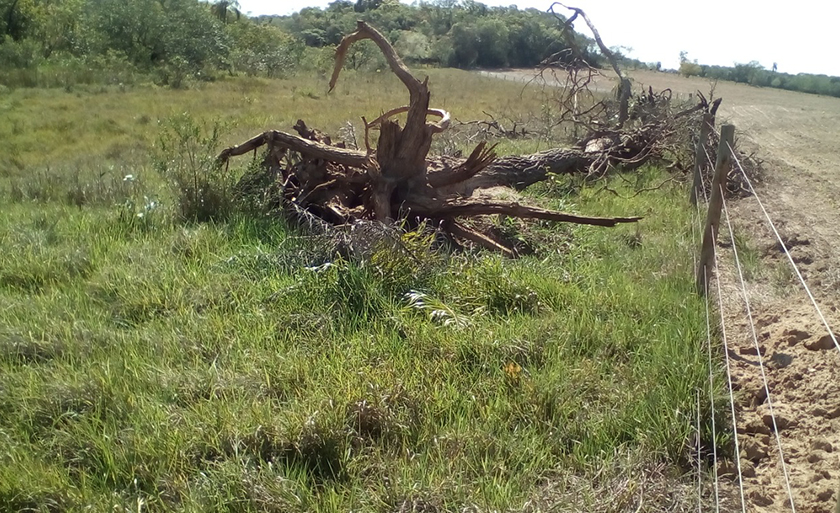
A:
[[772, 260, 797, 292], [732, 230, 762, 280], [154, 114, 235, 223]]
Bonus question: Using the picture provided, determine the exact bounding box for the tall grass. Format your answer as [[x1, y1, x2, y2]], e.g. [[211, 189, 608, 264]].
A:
[[0, 70, 726, 511]]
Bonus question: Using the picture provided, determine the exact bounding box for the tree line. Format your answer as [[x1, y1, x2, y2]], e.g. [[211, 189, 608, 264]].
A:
[[0, 0, 305, 87], [0, 0, 610, 89], [679, 53, 840, 99], [265, 0, 603, 69], [17, 0, 838, 99]]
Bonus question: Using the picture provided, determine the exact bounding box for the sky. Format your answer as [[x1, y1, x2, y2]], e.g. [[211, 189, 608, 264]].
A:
[[241, 0, 840, 76]]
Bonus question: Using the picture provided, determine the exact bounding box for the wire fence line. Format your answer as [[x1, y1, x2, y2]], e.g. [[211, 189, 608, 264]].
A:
[[695, 154, 746, 513], [692, 120, 840, 513], [726, 143, 840, 356], [693, 168, 722, 513], [717, 177, 795, 511], [688, 124, 840, 511]]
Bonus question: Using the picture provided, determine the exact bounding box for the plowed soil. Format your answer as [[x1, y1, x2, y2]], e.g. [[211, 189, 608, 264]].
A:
[[485, 69, 840, 512]]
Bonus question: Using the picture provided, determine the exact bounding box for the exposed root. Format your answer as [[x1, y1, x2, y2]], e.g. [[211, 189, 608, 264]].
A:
[[216, 21, 721, 256]]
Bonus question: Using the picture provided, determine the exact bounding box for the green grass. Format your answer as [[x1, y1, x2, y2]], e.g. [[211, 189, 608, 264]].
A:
[[0, 69, 725, 511]]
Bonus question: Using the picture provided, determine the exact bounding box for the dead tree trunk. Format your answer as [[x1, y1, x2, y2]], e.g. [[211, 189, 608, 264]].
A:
[[216, 21, 694, 256], [330, 22, 448, 220], [550, 3, 631, 127]]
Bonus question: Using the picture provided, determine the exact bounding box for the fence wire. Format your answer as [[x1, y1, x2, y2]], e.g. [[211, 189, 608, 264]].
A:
[[719, 185, 795, 511], [696, 151, 747, 512], [726, 142, 840, 356]]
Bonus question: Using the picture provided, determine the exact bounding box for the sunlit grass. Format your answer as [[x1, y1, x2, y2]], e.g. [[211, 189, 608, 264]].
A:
[[0, 69, 552, 175], [0, 71, 724, 511]]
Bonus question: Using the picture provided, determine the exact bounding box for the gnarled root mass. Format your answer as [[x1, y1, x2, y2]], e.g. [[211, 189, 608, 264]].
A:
[[217, 21, 703, 256]]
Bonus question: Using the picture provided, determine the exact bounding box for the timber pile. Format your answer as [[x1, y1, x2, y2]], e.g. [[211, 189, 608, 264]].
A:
[[218, 21, 710, 256]]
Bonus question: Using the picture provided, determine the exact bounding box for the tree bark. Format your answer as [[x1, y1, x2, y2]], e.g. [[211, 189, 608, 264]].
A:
[[331, 21, 445, 220]]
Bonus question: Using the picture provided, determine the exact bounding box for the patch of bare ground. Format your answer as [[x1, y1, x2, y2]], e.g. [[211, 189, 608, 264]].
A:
[[485, 68, 840, 512]]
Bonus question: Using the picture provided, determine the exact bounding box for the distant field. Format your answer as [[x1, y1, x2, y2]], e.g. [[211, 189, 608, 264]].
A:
[[0, 69, 721, 511]]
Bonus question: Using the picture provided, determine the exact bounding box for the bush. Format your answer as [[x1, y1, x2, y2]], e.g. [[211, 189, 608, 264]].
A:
[[228, 21, 305, 78], [0, 36, 44, 68], [154, 115, 236, 223], [679, 61, 702, 78]]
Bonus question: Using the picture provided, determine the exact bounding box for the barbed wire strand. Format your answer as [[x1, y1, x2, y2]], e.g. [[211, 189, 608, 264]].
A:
[[697, 390, 703, 513], [726, 142, 839, 356], [720, 188, 796, 511], [701, 148, 747, 512], [693, 158, 722, 513]]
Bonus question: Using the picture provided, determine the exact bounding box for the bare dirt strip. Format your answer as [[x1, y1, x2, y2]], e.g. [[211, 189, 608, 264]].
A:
[[482, 69, 840, 513]]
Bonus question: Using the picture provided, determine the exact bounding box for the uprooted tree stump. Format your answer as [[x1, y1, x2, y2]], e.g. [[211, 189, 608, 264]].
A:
[[218, 21, 704, 256]]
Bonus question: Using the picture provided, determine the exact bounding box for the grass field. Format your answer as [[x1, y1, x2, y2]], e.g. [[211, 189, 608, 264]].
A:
[[0, 69, 725, 511]]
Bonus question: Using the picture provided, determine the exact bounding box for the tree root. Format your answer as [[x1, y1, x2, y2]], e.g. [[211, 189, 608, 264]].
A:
[[214, 21, 716, 256]]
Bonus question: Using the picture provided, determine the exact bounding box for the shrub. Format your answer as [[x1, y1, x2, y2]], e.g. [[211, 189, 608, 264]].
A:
[[154, 114, 235, 223], [227, 21, 305, 77], [0, 36, 44, 68]]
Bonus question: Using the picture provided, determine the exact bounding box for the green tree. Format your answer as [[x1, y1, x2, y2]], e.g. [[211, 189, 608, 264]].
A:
[[1, 0, 36, 40], [393, 29, 431, 62], [228, 20, 303, 77], [474, 17, 509, 67], [32, 0, 86, 57], [449, 21, 477, 67]]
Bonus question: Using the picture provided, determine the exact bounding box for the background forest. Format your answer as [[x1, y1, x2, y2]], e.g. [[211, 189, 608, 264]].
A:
[[3, 0, 837, 97], [0, 0, 607, 89]]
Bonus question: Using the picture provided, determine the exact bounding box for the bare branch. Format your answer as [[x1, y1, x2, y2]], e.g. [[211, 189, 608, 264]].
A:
[[330, 20, 423, 103], [410, 198, 642, 227], [217, 130, 372, 168], [549, 2, 631, 126], [446, 221, 515, 257]]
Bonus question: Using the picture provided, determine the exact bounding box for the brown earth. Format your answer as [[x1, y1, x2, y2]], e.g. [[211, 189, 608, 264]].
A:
[[484, 69, 840, 512]]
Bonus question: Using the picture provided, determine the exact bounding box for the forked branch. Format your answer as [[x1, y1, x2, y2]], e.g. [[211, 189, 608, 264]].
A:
[[550, 2, 631, 127], [330, 21, 422, 102]]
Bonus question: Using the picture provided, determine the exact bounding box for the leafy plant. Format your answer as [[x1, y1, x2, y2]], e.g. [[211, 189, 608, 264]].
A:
[[154, 114, 234, 223]]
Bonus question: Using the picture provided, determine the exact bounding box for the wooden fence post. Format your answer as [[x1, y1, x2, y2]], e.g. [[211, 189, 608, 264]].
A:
[[690, 113, 713, 205], [696, 124, 735, 295]]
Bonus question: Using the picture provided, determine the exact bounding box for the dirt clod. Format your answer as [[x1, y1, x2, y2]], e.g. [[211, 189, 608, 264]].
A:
[[783, 328, 811, 345], [817, 489, 835, 501], [812, 440, 834, 452], [748, 490, 774, 507], [717, 460, 738, 479], [761, 411, 792, 431], [750, 387, 768, 407], [741, 437, 768, 463], [805, 334, 837, 351], [768, 352, 794, 369], [743, 417, 772, 435], [740, 344, 766, 356], [740, 460, 757, 478]]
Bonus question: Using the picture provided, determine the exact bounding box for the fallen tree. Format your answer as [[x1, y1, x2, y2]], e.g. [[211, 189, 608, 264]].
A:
[[218, 21, 708, 256]]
